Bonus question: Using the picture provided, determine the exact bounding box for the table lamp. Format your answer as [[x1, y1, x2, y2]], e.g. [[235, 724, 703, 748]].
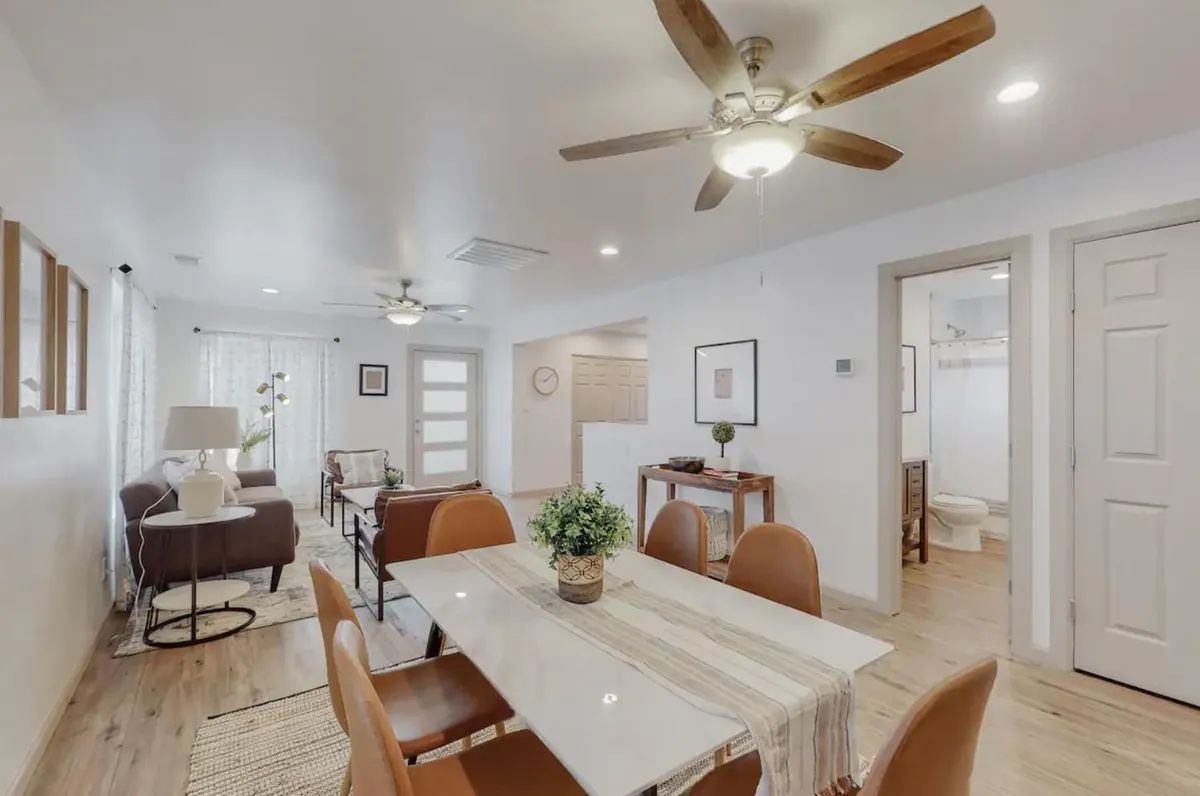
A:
[[163, 406, 241, 518]]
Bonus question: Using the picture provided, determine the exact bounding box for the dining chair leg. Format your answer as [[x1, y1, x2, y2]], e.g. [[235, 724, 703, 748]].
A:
[[462, 733, 474, 751], [424, 624, 444, 659], [339, 760, 351, 796], [494, 722, 507, 737], [714, 746, 727, 766], [640, 787, 658, 795]]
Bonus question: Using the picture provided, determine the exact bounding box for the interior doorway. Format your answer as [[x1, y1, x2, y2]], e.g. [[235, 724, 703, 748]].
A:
[[511, 319, 647, 494], [899, 262, 1011, 631]]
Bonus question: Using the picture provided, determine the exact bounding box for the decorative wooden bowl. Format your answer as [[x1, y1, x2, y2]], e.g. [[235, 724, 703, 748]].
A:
[[666, 456, 705, 474]]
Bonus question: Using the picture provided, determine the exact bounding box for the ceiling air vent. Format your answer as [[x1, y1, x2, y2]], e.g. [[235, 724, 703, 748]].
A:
[[173, 253, 202, 268], [447, 237, 549, 271]]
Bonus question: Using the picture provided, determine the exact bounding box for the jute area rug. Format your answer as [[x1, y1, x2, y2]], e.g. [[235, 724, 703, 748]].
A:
[[115, 509, 406, 657], [186, 676, 768, 796]]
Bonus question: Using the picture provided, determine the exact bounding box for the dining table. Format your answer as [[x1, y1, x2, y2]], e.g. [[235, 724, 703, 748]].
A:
[[387, 544, 892, 796]]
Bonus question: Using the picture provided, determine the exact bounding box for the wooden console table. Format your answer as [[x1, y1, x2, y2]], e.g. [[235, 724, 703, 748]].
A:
[[637, 465, 775, 579]]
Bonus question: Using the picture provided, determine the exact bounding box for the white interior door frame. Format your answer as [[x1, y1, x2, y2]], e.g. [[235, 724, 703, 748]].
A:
[[1047, 198, 1200, 671], [406, 344, 484, 486], [877, 237, 1033, 662]]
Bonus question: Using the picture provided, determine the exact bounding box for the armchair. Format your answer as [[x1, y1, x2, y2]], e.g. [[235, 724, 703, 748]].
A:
[[320, 448, 393, 534]]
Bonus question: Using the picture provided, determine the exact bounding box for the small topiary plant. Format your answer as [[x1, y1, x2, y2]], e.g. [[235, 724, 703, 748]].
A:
[[381, 466, 403, 487], [711, 420, 735, 457], [529, 483, 632, 567]]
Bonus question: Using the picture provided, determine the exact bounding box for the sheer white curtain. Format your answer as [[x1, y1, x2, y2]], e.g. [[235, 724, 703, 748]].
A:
[[115, 274, 157, 484], [200, 332, 328, 507], [930, 339, 1009, 503]]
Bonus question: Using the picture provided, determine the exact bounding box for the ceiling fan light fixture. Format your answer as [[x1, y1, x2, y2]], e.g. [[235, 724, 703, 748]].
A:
[[386, 307, 425, 326], [711, 123, 803, 180]]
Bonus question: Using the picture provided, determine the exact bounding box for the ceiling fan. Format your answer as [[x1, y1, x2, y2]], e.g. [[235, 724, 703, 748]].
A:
[[559, 2, 996, 211], [321, 279, 472, 325]]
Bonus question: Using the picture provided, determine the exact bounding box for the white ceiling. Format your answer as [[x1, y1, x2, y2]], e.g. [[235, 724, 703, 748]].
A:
[[5, 0, 1200, 326]]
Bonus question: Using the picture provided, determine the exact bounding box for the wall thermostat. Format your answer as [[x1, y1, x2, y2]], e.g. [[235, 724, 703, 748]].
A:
[[835, 358, 854, 376]]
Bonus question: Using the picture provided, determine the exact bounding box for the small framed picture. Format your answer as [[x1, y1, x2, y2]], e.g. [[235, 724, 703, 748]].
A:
[[695, 339, 757, 425], [901, 345, 917, 414], [359, 364, 388, 396]]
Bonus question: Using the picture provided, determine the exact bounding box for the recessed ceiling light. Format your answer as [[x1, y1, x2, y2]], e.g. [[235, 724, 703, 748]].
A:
[[261, 287, 279, 294], [599, 245, 620, 257], [991, 272, 1010, 280], [997, 81, 1039, 104], [601, 693, 619, 705]]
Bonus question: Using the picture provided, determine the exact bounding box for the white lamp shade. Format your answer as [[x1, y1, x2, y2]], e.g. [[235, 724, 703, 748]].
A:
[[163, 405, 241, 451]]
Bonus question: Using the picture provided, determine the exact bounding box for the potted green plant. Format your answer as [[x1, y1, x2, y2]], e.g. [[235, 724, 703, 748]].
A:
[[381, 466, 403, 488], [711, 420, 736, 471], [236, 422, 272, 471], [529, 484, 632, 604]]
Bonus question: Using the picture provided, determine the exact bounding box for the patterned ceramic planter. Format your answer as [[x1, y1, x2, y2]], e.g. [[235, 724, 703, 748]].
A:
[[557, 554, 604, 604]]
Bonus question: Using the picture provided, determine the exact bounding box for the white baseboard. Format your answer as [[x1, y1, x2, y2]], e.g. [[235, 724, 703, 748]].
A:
[[823, 585, 893, 616], [8, 616, 106, 796]]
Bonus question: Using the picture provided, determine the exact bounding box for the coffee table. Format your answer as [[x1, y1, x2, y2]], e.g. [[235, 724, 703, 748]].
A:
[[341, 484, 414, 529], [141, 505, 257, 648]]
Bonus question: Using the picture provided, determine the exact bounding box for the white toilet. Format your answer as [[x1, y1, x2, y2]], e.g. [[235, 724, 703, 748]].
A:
[[928, 493, 989, 552]]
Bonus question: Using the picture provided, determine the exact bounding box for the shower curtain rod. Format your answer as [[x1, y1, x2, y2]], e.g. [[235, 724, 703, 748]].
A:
[[931, 335, 1009, 345], [193, 326, 341, 343]]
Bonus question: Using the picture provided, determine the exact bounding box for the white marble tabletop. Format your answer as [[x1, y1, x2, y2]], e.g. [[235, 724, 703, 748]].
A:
[[142, 505, 255, 528], [387, 545, 892, 796]]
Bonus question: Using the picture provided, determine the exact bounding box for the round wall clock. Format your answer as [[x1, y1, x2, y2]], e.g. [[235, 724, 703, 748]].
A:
[[532, 366, 559, 396]]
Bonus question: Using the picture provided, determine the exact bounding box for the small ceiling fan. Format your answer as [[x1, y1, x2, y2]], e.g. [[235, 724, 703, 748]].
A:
[[559, 2, 996, 211], [322, 279, 472, 325]]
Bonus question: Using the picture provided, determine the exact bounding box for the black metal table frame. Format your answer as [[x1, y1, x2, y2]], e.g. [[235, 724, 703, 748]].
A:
[[142, 512, 257, 649]]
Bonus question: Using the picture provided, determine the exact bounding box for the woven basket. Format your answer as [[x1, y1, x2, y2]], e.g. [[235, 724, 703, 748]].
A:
[[557, 554, 604, 604], [701, 506, 731, 561]]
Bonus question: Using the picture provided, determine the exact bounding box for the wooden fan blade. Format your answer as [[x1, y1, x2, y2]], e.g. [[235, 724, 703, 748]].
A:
[[431, 311, 464, 323], [654, 0, 755, 112], [425, 304, 472, 313], [560, 127, 710, 161], [695, 167, 737, 212], [775, 5, 995, 122], [798, 125, 903, 170], [374, 292, 400, 304], [322, 301, 388, 309]]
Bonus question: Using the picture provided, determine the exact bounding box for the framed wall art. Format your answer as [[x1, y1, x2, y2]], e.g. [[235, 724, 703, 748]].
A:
[[55, 265, 89, 413], [2, 219, 58, 417], [359, 363, 389, 396], [694, 338, 757, 425], [901, 344, 917, 414]]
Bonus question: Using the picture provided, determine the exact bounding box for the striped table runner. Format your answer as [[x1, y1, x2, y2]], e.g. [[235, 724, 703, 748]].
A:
[[461, 546, 858, 796]]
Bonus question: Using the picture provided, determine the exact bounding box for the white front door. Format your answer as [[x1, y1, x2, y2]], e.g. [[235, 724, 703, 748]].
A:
[[409, 348, 479, 487], [1073, 222, 1200, 706]]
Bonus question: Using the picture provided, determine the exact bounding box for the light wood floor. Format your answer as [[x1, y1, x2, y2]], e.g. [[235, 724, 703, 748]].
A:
[[25, 521, 1200, 795]]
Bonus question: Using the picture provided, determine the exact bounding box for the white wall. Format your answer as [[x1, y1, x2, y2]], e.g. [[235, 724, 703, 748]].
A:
[[156, 300, 486, 482], [486, 128, 1200, 654], [0, 17, 154, 794], [511, 331, 646, 493]]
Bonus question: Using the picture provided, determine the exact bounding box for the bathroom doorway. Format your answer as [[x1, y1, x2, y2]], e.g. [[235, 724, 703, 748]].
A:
[[899, 261, 1011, 628]]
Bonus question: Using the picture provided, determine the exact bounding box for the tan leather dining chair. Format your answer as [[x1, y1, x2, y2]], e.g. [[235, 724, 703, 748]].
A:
[[644, 500, 709, 575], [333, 619, 586, 796], [309, 560, 514, 794], [724, 522, 823, 617], [689, 658, 999, 796], [426, 493, 516, 557]]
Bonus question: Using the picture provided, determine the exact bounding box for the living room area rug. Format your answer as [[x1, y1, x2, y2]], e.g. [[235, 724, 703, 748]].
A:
[[185, 676, 774, 796], [114, 509, 407, 657]]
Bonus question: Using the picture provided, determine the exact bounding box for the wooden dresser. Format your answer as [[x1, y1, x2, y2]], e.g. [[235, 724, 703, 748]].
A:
[[902, 458, 928, 563]]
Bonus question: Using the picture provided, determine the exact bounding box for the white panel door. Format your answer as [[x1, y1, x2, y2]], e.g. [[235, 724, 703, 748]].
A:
[[571, 356, 648, 485], [409, 349, 479, 487], [1073, 222, 1200, 706]]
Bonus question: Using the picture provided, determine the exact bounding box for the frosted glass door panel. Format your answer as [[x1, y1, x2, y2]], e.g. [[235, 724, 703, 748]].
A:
[[423, 449, 469, 475], [423, 390, 467, 414], [423, 420, 468, 444], [410, 349, 479, 487], [423, 359, 468, 383]]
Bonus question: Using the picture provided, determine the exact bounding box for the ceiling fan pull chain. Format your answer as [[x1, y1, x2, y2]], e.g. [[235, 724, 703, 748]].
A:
[[756, 175, 765, 251]]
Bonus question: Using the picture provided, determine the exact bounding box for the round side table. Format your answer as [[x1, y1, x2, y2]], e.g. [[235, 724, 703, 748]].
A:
[[141, 505, 258, 648]]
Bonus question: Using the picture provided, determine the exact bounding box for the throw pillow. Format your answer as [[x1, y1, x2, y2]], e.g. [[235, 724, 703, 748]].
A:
[[209, 456, 243, 491], [337, 450, 387, 486]]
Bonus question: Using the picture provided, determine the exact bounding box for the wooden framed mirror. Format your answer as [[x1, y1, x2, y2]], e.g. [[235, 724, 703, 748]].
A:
[[56, 265, 88, 414], [2, 219, 58, 417]]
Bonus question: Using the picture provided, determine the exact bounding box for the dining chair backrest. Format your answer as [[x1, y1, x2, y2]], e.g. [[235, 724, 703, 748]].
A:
[[861, 658, 998, 796], [723, 523, 822, 617], [644, 500, 709, 575], [309, 558, 363, 735], [425, 493, 516, 556], [333, 620, 415, 796]]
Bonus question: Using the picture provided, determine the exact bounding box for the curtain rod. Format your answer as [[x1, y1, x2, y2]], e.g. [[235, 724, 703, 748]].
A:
[[931, 335, 1009, 345], [193, 326, 340, 343]]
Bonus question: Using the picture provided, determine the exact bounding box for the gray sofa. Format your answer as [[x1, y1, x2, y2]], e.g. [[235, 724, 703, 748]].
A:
[[119, 462, 299, 592]]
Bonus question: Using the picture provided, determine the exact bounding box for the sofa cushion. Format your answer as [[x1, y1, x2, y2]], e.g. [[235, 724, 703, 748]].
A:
[[235, 485, 288, 504], [119, 476, 176, 520]]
